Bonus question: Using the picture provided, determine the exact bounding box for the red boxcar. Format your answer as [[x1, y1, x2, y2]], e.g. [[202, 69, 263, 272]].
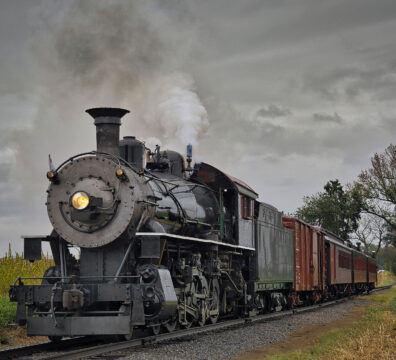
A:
[[367, 256, 377, 285], [352, 250, 367, 284], [324, 233, 352, 286], [282, 217, 325, 292]]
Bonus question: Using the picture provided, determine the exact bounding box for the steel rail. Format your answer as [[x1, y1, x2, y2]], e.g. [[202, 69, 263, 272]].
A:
[[2, 283, 394, 360], [370, 281, 396, 292], [0, 337, 97, 360]]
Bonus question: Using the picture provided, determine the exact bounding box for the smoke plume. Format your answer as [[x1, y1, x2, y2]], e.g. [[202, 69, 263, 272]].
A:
[[29, 0, 208, 151]]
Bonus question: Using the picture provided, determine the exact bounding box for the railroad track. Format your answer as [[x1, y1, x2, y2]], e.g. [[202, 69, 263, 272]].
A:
[[369, 282, 395, 292], [1, 283, 394, 360], [0, 336, 100, 360]]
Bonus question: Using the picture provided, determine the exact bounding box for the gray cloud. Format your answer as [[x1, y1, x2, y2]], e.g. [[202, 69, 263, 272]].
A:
[[304, 62, 396, 102], [255, 105, 292, 118], [312, 112, 343, 124]]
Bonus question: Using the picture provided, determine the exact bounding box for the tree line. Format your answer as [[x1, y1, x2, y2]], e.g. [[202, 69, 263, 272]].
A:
[[295, 144, 396, 274]]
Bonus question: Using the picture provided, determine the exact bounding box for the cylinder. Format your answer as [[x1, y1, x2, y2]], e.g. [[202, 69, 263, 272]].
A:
[[86, 107, 130, 155]]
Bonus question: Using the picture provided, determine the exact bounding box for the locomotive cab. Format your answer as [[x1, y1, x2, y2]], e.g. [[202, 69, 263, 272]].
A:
[[191, 162, 258, 248]]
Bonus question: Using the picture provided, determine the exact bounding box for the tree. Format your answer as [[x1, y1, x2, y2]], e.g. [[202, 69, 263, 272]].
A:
[[355, 144, 396, 232], [351, 214, 386, 256], [295, 179, 362, 240], [383, 220, 396, 247], [376, 246, 396, 274]]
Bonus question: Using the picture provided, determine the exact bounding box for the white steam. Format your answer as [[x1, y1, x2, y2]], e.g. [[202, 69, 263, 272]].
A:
[[130, 73, 209, 151], [157, 76, 208, 147]]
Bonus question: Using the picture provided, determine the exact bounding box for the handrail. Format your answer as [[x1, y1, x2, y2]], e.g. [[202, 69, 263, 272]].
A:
[[13, 275, 140, 286]]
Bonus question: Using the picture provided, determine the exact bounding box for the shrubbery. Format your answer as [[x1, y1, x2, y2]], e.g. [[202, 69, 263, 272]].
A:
[[0, 244, 53, 345], [0, 243, 54, 296]]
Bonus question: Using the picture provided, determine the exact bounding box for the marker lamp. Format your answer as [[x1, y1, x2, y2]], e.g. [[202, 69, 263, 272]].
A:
[[47, 171, 57, 181]]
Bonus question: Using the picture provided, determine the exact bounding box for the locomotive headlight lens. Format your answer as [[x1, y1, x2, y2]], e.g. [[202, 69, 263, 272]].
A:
[[71, 192, 90, 210]]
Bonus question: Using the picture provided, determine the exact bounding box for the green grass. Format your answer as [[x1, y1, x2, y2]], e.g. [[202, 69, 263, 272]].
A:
[[0, 297, 16, 329], [0, 296, 17, 345], [265, 286, 396, 360]]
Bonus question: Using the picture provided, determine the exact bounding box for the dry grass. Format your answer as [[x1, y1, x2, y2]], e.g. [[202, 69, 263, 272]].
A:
[[266, 286, 396, 360], [377, 270, 396, 287], [330, 309, 395, 360]]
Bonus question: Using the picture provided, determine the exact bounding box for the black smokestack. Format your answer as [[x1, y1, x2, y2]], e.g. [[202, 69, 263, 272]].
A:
[[86, 107, 130, 155]]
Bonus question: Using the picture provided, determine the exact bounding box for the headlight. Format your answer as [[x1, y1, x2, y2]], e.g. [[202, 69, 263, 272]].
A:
[[71, 192, 90, 210]]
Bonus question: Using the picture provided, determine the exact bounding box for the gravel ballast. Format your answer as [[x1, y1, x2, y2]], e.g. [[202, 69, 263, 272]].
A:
[[105, 299, 365, 360]]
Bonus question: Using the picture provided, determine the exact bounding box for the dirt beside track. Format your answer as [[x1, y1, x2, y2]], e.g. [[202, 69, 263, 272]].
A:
[[234, 304, 368, 360], [1, 326, 47, 348]]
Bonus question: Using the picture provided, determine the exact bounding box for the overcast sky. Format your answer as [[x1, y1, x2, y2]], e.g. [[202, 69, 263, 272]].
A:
[[1, 0, 395, 255]]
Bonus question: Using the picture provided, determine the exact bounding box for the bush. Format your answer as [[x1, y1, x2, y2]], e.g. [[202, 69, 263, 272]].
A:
[[391, 262, 396, 276], [0, 244, 54, 346], [376, 246, 396, 273], [0, 244, 54, 296]]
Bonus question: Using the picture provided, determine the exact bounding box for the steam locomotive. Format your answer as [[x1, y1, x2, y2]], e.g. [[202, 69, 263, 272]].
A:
[[9, 108, 376, 341]]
